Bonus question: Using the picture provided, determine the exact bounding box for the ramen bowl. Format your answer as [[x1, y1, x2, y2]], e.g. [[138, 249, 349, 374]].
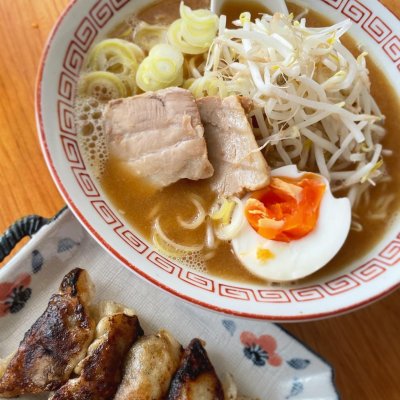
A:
[[36, 0, 400, 321]]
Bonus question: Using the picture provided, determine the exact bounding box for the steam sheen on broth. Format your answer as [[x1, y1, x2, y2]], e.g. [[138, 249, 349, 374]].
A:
[[76, 0, 400, 284]]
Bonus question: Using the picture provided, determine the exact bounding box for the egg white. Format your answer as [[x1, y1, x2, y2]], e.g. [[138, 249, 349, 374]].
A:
[[231, 165, 351, 282]]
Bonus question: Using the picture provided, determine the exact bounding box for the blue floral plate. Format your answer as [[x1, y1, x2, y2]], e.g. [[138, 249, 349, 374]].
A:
[[0, 208, 338, 399]]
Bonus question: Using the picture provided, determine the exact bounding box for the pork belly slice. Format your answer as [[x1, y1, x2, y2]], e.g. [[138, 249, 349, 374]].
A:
[[114, 330, 183, 400], [167, 338, 224, 400], [49, 312, 143, 400], [104, 87, 214, 188], [197, 96, 270, 197], [0, 268, 95, 398]]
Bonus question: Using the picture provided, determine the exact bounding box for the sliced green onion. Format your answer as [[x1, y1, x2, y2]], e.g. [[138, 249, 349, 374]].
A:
[[151, 58, 177, 82], [154, 218, 204, 252], [133, 22, 168, 53], [79, 71, 126, 101], [87, 38, 144, 71], [136, 44, 184, 92], [210, 198, 236, 225], [180, 2, 218, 29], [167, 3, 218, 55], [188, 75, 227, 98], [168, 20, 208, 55], [149, 44, 184, 68]]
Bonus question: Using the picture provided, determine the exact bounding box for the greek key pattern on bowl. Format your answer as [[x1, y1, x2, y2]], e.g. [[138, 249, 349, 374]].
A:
[[54, 0, 400, 304], [322, 0, 345, 10], [58, 101, 76, 135], [74, 17, 98, 51], [147, 252, 215, 291], [328, 0, 399, 64], [352, 259, 386, 282], [91, 200, 148, 254]]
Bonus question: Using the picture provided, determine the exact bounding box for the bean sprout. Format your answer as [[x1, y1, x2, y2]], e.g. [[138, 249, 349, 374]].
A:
[[185, 11, 387, 212]]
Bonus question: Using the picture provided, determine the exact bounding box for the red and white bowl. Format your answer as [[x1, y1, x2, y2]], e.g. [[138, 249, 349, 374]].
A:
[[36, 0, 400, 321]]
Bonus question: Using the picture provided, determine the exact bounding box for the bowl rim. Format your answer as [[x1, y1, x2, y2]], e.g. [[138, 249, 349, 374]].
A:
[[35, 0, 400, 321]]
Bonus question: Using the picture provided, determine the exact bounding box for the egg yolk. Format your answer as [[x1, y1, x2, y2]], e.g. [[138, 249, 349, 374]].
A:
[[245, 175, 326, 242]]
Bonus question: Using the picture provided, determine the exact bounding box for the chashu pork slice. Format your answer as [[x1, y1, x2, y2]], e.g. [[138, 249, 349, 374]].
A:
[[197, 96, 270, 197], [104, 87, 214, 188], [114, 330, 183, 400], [49, 311, 143, 400], [0, 268, 95, 398], [167, 338, 224, 400]]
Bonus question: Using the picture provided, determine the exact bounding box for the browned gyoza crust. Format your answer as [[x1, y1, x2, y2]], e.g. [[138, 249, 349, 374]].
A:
[[50, 314, 143, 400], [0, 268, 95, 398], [114, 330, 183, 400], [167, 338, 224, 400]]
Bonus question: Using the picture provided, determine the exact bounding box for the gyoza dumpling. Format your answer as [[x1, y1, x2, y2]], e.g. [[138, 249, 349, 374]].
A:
[[114, 330, 183, 400], [167, 338, 224, 400], [50, 310, 143, 400], [0, 268, 95, 398]]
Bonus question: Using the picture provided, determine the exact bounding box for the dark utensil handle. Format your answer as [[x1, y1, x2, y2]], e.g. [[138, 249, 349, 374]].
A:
[[0, 207, 67, 262]]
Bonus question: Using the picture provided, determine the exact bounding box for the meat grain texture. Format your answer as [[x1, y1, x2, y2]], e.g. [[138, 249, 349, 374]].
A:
[[197, 96, 270, 197], [104, 87, 214, 189]]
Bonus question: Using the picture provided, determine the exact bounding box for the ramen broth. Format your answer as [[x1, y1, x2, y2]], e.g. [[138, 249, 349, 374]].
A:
[[84, 1, 400, 284]]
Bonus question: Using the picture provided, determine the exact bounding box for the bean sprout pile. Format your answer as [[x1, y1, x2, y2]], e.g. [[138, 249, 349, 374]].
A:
[[186, 11, 390, 212]]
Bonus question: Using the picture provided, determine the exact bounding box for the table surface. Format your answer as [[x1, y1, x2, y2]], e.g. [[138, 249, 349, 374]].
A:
[[1, 1, 400, 398]]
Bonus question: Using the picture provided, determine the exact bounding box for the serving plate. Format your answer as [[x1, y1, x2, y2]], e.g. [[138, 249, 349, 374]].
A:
[[36, 0, 400, 321], [0, 209, 338, 399]]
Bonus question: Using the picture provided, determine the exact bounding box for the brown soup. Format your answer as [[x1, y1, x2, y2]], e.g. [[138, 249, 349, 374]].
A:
[[99, 1, 400, 284]]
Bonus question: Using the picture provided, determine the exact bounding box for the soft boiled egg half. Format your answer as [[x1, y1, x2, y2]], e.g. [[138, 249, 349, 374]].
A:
[[231, 165, 351, 282]]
